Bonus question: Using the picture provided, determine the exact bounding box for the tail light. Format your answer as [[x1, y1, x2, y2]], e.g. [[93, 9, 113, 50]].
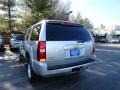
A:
[[92, 43, 95, 54], [37, 41, 46, 62]]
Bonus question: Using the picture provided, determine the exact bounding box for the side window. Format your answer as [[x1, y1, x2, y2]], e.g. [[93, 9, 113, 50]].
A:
[[30, 24, 41, 41], [25, 28, 31, 40]]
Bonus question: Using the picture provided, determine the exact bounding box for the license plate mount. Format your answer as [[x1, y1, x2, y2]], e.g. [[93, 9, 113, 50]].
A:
[[70, 49, 80, 57]]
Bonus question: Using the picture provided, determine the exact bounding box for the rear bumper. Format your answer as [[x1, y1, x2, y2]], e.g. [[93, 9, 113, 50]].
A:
[[32, 58, 95, 77], [47, 59, 94, 70]]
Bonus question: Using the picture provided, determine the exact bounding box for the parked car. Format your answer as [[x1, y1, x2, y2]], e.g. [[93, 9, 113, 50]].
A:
[[10, 34, 24, 50], [19, 20, 96, 82], [110, 39, 119, 43], [110, 34, 120, 43], [0, 35, 4, 49]]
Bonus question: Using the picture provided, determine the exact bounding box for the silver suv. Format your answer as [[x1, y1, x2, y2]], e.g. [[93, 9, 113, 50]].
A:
[[20, 20, 96, 82]]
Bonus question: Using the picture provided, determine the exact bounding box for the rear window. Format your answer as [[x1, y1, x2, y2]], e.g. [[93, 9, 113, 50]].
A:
[[46, 23, 92, 41], [14, 35, 24, 40]]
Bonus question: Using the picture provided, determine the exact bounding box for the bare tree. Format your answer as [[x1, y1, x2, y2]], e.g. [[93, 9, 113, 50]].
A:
[[74, 12, 93, 29]]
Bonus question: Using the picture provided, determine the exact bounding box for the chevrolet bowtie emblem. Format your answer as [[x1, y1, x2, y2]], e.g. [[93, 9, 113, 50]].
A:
[[75, 45, 79, 49]]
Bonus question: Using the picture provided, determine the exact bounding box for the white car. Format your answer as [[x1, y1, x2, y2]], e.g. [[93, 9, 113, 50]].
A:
[[10, 34, 24, 50], [111, 38, 120, 43]]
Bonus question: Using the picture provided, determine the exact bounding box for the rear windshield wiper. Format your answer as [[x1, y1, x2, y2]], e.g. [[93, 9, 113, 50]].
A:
[[77, 40, 85, 43], [77, 40, 91, 43]]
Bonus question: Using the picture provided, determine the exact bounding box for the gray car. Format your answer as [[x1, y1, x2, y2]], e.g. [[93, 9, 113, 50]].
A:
[[19, 20, 96, 82]]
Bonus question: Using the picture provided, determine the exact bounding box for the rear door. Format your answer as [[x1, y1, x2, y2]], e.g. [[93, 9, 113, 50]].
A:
[[24, 28, 32, 58], [46, 22, 93, 69], [29, 24, 41, 61]]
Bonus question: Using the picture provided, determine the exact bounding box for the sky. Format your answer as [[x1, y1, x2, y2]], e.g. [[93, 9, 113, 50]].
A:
[[71, 0, 120, 27], [0, 0, 120, 28]]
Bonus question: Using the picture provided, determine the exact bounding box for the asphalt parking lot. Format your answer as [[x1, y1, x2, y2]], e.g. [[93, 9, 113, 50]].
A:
[[0, 43, 120, 90]]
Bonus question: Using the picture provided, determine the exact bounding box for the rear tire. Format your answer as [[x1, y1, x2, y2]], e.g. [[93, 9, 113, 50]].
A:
[[27, 60, 37, 83]]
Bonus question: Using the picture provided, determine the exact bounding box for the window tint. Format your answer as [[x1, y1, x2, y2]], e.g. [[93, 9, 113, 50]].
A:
[[46, 23, 92, 41], [14, 35, 24, 40], [30, 24, 41, 40]]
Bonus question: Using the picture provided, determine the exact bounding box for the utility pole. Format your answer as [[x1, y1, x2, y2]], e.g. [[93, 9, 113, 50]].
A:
[[66, 11, 73, 21]]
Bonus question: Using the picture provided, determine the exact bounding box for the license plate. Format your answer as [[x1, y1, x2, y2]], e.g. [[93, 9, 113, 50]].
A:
[[70, 49, 80, 57]]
